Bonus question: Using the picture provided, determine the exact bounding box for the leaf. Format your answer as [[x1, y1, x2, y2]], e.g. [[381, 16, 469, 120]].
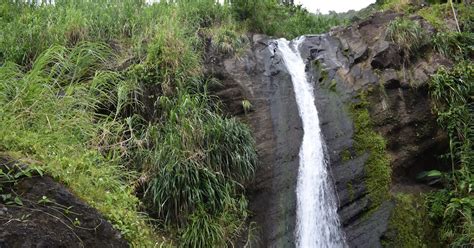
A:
[[14, 196, 23, 206], [417, 170, 443, 180]]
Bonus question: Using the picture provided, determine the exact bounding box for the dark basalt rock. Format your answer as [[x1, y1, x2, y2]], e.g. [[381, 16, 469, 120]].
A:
[[205, 11, 448, 248], [371, 41, 402, 69], [0, 158, 128, 248]]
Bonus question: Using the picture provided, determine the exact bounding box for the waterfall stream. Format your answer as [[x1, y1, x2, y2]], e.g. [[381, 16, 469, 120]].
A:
[[275, 38, 346, 248]]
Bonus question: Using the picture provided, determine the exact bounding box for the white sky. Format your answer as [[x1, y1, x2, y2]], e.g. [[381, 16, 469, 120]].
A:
[[294, 0, 376, 14]]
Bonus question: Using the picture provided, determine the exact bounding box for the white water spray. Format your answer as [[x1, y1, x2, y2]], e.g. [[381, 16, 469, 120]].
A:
[[275, 38, 346, 248]]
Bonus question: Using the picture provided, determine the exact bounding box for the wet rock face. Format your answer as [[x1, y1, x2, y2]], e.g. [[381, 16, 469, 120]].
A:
[[207, 35, 303, 247], [0, 158, 128, 248], [206, 11, 448, 248]]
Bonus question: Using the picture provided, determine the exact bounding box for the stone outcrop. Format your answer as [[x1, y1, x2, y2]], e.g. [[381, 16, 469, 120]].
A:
[[0, 158, 128, 248], [206, 10, 448, 248]]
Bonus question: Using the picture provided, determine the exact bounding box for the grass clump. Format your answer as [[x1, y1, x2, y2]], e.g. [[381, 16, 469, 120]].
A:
[[350, 93, 391, 208], [202, 22, 250, 56], [433, 31, 474, 61], [144, 92, 257, 226], [386, 17, 430, 59]]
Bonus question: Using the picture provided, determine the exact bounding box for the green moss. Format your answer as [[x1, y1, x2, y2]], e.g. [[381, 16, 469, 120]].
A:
[[383, 193, 439, 248], [341, 149, 352, 162], [347, 182, 355, 202], [350, 92, 391, 208]]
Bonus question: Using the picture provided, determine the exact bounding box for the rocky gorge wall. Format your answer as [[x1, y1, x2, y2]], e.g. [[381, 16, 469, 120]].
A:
[[206, 10, 448, 247]]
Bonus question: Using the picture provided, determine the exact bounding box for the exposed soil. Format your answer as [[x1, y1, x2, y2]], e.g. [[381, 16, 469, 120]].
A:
[[0, 157, 128, 248]]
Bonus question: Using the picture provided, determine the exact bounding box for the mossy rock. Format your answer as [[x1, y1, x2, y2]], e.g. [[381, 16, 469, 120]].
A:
[[382, 193, 440, 248], [350, 92, 391, 209]]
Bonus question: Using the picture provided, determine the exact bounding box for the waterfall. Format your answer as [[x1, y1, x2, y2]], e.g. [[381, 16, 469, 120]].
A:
[[275, 37, 346, 248]]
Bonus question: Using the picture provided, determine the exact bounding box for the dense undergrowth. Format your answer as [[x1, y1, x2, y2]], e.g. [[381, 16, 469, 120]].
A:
[[0, 1, 254, 246], [0, 0, 347, 246], [427, 62, 473, 246]]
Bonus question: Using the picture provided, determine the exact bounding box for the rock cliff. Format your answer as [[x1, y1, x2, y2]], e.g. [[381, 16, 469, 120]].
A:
[[206, 10, 448, 247]]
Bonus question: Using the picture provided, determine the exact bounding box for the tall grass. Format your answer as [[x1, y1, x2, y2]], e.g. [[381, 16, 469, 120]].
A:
[[0, 43, 159, 246], [144, 92, 256, 224], [433, 31, 474, 61], [427, 62, 473, 247], [1, 0, 259, 246], [386, 17, 430, 60]]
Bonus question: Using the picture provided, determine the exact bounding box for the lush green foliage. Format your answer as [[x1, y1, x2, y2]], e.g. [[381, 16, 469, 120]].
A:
[[0, 0, 259, 246], [145, 92, 257, 225], [231, 0, 347, 39], [378, 0, 423, 13], [427, 62, 474, 246], [0, 43, 159, 246], [350, 93, 391, 208]]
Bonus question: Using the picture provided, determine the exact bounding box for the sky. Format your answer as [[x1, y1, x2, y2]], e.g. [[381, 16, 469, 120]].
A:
[[294, 0, 376, 14]]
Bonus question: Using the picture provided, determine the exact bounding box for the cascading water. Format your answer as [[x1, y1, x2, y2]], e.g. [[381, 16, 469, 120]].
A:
[[275, 37, 346, 248]]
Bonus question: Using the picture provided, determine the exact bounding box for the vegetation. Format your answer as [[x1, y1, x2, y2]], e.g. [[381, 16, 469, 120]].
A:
[[426, 62, 473, 246], [350, 93, 391, 208], [231, 0, 348, 39], [0, 43, 159, 246], [383, 194, 439, 248], [386, 17, 430, 59], [433, 31, 474, 60], [0, 0, 269, 246], [379, 0, 422, 13]]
